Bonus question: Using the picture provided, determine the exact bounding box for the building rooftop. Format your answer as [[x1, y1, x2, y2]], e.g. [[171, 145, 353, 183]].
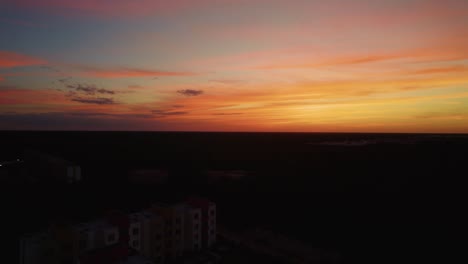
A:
[[24, 149, 76, 166], [74, 220, 116, 233], [118, 255, 155, 264], [21, 231, 51, 244], [186, 197, 215, 208]]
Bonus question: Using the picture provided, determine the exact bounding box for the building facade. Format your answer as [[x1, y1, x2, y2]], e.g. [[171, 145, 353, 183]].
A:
[[19, 198, 216, 264], [150, 203, 186, 260], [184, 205, 202, 252], [186, 197, 217, 248]]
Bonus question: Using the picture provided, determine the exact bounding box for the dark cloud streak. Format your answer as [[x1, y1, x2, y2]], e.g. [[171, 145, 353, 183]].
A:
[[151, 110, 189, 117], [58, 77, 72, 84], [61, 82, 117, 105], [177, 89, 203, 96], [71, 97, 116, 105], [212, 113, 244, 115], [66, 83, 115, 95]]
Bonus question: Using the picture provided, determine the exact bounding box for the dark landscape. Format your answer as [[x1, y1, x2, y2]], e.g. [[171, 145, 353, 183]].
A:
[[1, 131, 465, 263]]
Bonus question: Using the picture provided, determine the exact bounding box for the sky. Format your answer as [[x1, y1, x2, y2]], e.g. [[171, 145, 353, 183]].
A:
[[1, 0, 468, 132]]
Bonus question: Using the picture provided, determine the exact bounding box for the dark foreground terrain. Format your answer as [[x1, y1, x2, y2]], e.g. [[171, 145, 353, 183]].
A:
[[1, 131, 466, 263]]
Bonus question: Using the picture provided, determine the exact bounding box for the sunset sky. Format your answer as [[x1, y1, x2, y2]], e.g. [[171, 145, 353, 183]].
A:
[[1, 0, 468, 132]]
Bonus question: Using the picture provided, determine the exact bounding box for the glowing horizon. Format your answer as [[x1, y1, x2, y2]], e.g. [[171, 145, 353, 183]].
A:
[[1, 0, 468, 132]]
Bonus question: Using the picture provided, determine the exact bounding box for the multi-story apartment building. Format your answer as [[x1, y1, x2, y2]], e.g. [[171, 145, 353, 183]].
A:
[[186, 197, 217, 248], [74, 220, 120, 253], [128, 213, 143, 252], [19, 198, 216, 264], [150, 203, 185, 260], [184, 205, 202, 252], [19, 231, 53, 264], [129, 210, 165, 264]]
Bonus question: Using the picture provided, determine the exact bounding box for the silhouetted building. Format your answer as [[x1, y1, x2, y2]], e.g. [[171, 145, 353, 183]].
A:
[[19, 231, 53, 264], [24, 150, 81, 184]]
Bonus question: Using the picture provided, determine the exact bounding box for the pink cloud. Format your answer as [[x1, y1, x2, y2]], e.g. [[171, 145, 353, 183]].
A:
[[251, 32, 468, 70], [0, 51, 46, 68], [0, 88, 66, 105], [82, 67, 195, 78]]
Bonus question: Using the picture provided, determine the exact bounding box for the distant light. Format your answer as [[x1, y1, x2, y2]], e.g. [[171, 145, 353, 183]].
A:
[[17, 159, 20, 161], [0, 164, 2, 167]]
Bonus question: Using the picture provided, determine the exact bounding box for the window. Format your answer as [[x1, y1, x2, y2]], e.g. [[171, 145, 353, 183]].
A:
[[44, 247, 55, 258], [107, 233, 116, 243], [79, 238, 87, 250], [210, 229, 215, 235], [210, 209, 215, 216], [132, 227, 140, 235], [194, 213, 199, 219], [175, 229, 180, 235], [132, 240, 139, 248], [194, 234, 199, 240], [194, 223, 199, 229]]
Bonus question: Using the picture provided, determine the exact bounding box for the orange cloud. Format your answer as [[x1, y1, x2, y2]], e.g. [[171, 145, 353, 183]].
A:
[[152, 72, 468, 130], [192, 32, 468, 72], [256, 41, 468, 70], [82, 67, 195, 78], [258, 54, 407, 70], [412, 66, 468, 75], [0, 51, 45, 68]]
